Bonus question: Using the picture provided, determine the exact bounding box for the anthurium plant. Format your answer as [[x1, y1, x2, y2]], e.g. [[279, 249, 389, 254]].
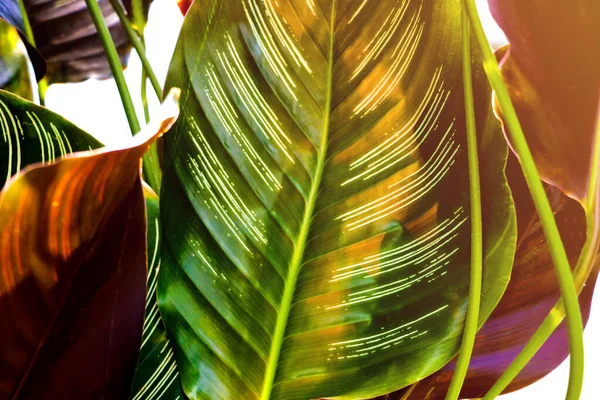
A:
[[0, 0, 598, 399]]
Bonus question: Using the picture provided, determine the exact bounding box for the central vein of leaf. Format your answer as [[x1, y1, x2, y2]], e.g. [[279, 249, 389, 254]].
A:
[[259, 4, 336, 400]]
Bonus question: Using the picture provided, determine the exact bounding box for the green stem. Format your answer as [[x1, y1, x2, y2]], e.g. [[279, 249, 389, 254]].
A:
[[37, 77, 48, 106], [585, 102, 600, 213], [108, 0, 162, 100], [445, 7, 483, 400], [17, 0, 46, 105], [86, 0, 161, 191], [118, 0, 161, 189], [142, 71, 150, 123], [17, 0, 35, 46], [132, 0, 146, 33], [85, 0, 140, 136], [483, 99, 600, 400], [462, 1, 585, 399]]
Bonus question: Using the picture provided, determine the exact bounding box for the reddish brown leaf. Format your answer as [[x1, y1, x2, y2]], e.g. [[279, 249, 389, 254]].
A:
[[176, 0, 193, 15], [488, 0, 600, 201], [0, 91, 179, 399]]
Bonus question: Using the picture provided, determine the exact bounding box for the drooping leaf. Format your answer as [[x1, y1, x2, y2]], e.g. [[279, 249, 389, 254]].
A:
[[0, 90, 179, 399], [0, 0, 150, 84], [129, 187, 186, 400], [158, 1, 517, 399], [395, 154, 597, 399], [0, 89, 101, 187], [0, 20, 32, 100], [488, 0, 600, 202]]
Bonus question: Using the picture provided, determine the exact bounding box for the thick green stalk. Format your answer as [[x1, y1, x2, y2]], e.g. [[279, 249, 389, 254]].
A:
[[483, 100, 600, 400], [462, 1, 585, 399], [85, 0, 140, 136], [445, 7, 483, 400], [107, 0, 162, 99]]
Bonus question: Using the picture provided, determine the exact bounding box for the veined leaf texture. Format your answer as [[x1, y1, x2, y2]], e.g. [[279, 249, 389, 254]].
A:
[[158, 0, 516, 399]]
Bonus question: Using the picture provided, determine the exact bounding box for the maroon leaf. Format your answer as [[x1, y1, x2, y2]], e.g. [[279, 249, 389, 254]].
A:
[[488, 0, 600, 201], [175, 0, 193, 15], [0, 92, 178, 399]]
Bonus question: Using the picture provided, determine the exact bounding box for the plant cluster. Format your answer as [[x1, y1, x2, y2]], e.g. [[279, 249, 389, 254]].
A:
[[0, 0, 598, 399]]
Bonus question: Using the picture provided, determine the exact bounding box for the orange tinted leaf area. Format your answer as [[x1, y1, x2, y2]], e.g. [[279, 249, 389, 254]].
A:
[[489, 0, 600, 201], [0, 91, 179, 399]]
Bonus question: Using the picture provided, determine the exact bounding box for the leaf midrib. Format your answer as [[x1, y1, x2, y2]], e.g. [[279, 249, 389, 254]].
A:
[[259, 3, 337, 399]]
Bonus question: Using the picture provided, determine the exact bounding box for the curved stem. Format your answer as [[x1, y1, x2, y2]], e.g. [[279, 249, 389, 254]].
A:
[[462, 1, 585, 399], [142, 71, 150, 123], [114, 0, 162, 191], [483, 99, 600, 400], [108, 0, 162, 100], [132, 0, 146, 33], [17, 0, 35, 46], [86, 0, 162, 190], [445, 6, 483, 400], [85, 0, 140, 136], [17, 0, 47, 105]]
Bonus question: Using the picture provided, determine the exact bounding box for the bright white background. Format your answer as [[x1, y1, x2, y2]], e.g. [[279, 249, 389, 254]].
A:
[[43, 0, 599, 398]]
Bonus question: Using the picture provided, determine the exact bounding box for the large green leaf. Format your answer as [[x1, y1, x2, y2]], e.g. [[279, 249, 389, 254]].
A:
[[0, 91, 178, 398], [158, 1, 516, 399]]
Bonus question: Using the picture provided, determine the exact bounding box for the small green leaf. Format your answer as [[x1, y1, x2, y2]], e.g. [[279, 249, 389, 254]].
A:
[[0, 89, 101, 187]]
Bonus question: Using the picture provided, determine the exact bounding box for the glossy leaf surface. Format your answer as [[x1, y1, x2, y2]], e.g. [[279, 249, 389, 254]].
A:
[[488, 0, 600, 201], [0, 93, 178, 399], [399, 155, 597, 399], [130, 187, 186, 400], [0, 90, 101, 187], [158, 1, 517, 399], [2, 0, 149, 83]]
